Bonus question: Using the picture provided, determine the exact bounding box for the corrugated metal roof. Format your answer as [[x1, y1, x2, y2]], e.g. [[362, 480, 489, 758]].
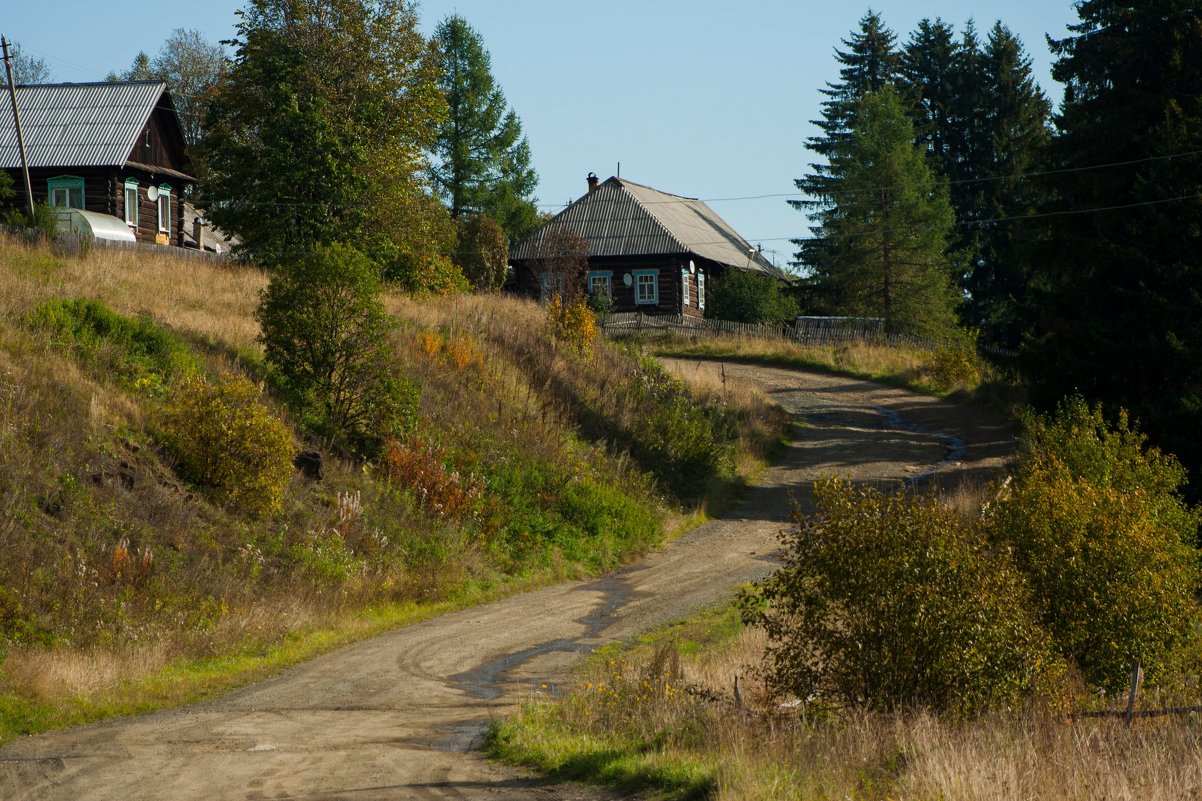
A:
[[0, 81, 166, 169], [511, 177, 786, 278]]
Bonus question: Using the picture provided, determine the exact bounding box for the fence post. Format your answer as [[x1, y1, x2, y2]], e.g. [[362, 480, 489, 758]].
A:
[[1124, 660, 1143, 725]]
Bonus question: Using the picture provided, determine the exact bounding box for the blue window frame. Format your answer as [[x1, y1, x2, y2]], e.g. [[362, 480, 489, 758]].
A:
[[47, 175, 84, 209], [681, 268, 691, 307], [697, 271, 706, 311], [634, 269, 659, 305]]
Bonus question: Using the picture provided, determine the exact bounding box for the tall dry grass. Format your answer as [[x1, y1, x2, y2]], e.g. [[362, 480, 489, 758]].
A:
[[642, 330, 993, 396], [0, 237, 785, 733], [0, 233, 267, 356], [505, 619, 1202, 801]]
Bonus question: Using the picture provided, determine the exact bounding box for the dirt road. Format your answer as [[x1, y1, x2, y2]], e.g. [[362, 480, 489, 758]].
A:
[[0, 361, 1012, 801]]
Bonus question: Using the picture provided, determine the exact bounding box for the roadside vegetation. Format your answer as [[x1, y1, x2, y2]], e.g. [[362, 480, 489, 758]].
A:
[[491, 398, 1202, 800], [0, 233, 785, 745], [635, 329, 995, 399]]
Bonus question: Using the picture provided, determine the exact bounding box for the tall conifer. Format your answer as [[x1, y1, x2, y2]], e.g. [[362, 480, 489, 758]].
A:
[[794, 11, 900, 281], [1023, 0, 1202, 486]]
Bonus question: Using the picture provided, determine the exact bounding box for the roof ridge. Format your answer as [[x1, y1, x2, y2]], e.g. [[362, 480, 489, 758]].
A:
[[16, 80, 167, 89]]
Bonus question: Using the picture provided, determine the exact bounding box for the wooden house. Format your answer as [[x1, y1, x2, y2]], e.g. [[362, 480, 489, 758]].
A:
[[0, 81, 192, 246], [509, 174, 788, 317]]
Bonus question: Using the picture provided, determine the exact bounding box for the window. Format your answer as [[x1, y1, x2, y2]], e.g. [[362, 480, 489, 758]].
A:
[[634, 269, 658, 305], [156, 184, 172, 233], [47, 176, 84, 209], [539, 271, 566, 304], [697, 271, 706, 312], [681, 268, 691, 307], [123, 179, 139, 227], [588, 270, 612, 299]]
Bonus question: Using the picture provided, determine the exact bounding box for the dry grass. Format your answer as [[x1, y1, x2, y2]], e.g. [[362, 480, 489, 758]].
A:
[[641, 330, 991, 397], [0, 233, 267, 356], [499, 612, 1202, 801], [0, 238, 787, 740]]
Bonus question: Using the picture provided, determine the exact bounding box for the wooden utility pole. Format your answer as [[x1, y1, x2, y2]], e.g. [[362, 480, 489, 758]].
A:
[[2, 35, 35, 219]]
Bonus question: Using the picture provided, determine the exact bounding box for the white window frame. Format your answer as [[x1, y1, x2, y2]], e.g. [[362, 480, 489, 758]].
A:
[[697, 271, 706, 312], [634, 269, 659, 305], [681, 268, 691, 307], [539, 271, 566, 305], [156, 184, 172, 233], [124, 179, 139, 227], [588, 270, 612, 299]]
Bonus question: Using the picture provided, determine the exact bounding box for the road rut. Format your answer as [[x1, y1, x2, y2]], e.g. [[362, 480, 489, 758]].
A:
[[0, 360, 1012, 800]]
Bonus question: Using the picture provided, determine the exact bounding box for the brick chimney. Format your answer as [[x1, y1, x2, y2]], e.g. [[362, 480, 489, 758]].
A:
[[587, 172, 599, 193]]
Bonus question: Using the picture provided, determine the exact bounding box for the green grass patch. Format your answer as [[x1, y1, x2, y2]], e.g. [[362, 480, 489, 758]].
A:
[[28, 296, 197, 392], [486, 711, 716, 801], [485, 601, 745, 799]]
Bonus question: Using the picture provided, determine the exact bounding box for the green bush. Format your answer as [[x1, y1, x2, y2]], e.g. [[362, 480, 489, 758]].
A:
[[257, 243, 418, 454], [745, 476, 1057, 716], [453, 213, 508, 290], [28, 297, 196, 392], [625, 358, 736, 499], [705, 269, 798, 324], [158, 373, 295, 518], [987, 397, 1201, 692]]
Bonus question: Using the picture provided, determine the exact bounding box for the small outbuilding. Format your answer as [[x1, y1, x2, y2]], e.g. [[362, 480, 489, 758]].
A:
[[0, 81, 193, 247], [509, 174, 789, 317]]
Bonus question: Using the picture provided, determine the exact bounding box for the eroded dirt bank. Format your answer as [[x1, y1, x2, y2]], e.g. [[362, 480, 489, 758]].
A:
[[0, 360, 1011, 801]]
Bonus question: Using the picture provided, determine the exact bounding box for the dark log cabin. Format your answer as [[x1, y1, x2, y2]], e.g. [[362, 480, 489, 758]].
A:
[[509, 174, 788, 318], [0, 81, 192, 246]]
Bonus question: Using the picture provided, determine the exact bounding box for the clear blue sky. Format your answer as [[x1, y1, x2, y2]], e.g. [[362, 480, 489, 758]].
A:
[[4, 1, 1078, 268]]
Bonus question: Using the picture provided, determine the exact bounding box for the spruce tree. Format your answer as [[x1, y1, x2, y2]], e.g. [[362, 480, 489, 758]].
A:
[[962, 23, 1051, 349], [794, 10, 900, 278], [431, 15, 539, 242], [900, 18, 958, 169], [1023, 0, 1202, 488], [805, 87, 959, 338]]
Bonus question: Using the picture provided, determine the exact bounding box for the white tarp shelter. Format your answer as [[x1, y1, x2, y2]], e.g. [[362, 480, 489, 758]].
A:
[[54, 208, 137, 243]]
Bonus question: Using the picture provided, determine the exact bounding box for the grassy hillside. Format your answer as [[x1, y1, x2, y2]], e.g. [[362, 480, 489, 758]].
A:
[[0, 233, 785, 742]]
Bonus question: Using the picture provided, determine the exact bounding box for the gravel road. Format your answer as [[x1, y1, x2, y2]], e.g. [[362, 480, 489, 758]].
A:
[[0, 360, 1012, 801]]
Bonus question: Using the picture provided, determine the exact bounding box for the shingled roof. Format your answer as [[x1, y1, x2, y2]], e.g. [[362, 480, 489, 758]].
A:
[[511, 176, 786, 278], [0, 81, 186, 173]]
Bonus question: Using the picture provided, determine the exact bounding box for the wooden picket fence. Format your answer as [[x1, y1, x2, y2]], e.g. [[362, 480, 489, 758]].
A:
[[601, 311, 983, 354]]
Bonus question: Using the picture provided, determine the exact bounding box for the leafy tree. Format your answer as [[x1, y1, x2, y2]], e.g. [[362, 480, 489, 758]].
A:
[[705, 269, 798, 324], [454, 213, 508, 290], [538, 227, 589, 305], [109, 32, 226, 146], [198, 0, 451, 271], [801, 87, 958, 338], [2, 41, 51, 85], [257, 243, 417, 454], [1020, 0, 1202, 489], [431, 15, 539, 242], [744, 476, 1057, 716], [988, 397, 1200, 691], [151, 30, 226, 147]]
